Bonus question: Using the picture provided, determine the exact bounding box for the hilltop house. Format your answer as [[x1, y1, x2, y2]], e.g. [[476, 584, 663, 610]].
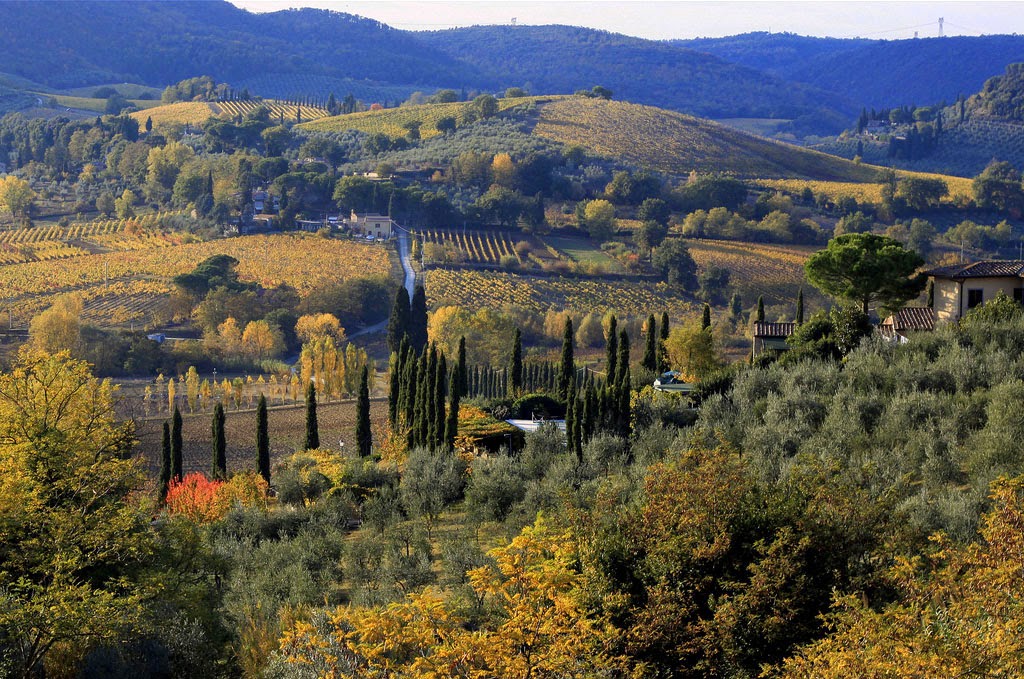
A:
[[348, 211, 394, 240], [926, 260, 1024, 322]]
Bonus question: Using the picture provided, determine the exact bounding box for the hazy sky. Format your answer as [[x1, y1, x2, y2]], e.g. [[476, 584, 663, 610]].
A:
[[229, 1, 1024, 40]]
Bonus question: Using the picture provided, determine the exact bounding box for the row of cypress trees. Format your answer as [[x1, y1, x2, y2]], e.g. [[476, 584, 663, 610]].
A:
[[388, 334, 462, 452]]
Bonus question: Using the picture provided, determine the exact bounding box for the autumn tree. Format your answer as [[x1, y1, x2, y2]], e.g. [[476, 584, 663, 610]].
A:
[[0, 349, 152, 677], [0, 174, 35, 218], [581, 198, 617, 242], [295, 313, 346, 345], [663, 322, 722, 381], [29, 294, 83, 354], [242, 319, 285, 361]]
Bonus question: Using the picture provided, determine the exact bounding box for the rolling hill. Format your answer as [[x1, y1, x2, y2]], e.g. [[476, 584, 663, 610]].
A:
[[132, 100, 331, 128]]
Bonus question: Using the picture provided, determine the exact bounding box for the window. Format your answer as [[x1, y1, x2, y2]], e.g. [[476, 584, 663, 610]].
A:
[[967, 289, 984, 309], [1015, 288, 1024, 305]]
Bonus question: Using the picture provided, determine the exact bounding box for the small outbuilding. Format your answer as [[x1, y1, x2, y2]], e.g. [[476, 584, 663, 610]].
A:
[[752, 321, 797, 356], [880, 306, 936, 343]]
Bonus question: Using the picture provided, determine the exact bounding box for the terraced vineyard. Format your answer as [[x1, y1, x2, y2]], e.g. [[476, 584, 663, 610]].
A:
[[299, 96, 556, 139], [0, 214, 185, 263], [420, 229, 522, 264], [425, 268, 698, 318], [0, 233, 394, 327], [755, 169, 973, 206], [216, 99, 329, 121], [531, 97, 881, 181], [683, 237, 813, 304]]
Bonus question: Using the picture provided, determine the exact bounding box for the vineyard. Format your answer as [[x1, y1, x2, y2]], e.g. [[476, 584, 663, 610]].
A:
[[755, 169, 973, 206], [425, 267, 698, 318], [532, 97, 881, 181], [298, 96, 555, 139], [419, 229, 523, 264], [130, 99, 330, 128], [0, 214, 185, 263], [683, 237, 812, 304], [0, 232, 394, 327]]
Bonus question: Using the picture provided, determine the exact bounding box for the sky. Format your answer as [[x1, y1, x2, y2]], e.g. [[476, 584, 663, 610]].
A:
[[229, 1, 1024, 40]]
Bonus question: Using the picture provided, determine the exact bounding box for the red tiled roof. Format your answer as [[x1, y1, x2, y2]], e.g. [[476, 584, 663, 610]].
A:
[[753, 322, 797, 338], [882, 306, 935, 332], [927, 260, 1024, 279]]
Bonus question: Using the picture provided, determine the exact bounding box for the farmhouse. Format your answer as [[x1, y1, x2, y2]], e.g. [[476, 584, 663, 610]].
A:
[[752, 321, 796, 356], [348, 211, 394, 240], [880, 306, 936, 343], [927, 260, 1024, 323]]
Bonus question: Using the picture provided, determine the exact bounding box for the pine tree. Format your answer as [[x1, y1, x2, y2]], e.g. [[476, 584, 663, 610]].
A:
[[409, 285, 429, 353], [171, 406, 183, 481], [642, 314, 658, 372], [212, 402, 227, 479], [605, 315, 618, 383], [387, 287, 411, 353], [559, 317, 575, 400], [257, 394, 270, 483], [304, 382, 319, 450], [356, 366, 372, 457], [159, 421, 172, 500], [509, 328, 523, 396], [756, 295, 765, 322], [796, 288, 805, 325]]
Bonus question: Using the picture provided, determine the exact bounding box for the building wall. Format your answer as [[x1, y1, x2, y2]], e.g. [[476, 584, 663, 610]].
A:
[[933, 276, 1023, 322]]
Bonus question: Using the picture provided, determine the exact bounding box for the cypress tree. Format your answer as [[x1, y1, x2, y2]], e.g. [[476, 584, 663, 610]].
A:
[[387, 287, 411, 353], [257, 394, 270, 484], [796, 288, 805, 325], [159, 421, 172, 500], [617, 329, 630, 387], [926, 279, 934, 308], [425, 345, 438, 444], [659, 311, 670, 372], [304, 382, 319, 450], [573, 395, 585, 461], [702, 303, 712, 330], [415, 353, 430, 447], [457, 337, 468, 396], [618, 366, 632, 438], [445, 365, 460, 450], [434, 355, 448, 448], [171, 406, 183, 482], [509, 328, 523, 396], [559, 317, 574, 400], [642, 314, 657, 372], [605, 315, 618, 383], [402, 345, 417, 427], [388, 350, 401, 429], [565, 387, 575, 458], [730, 293, 743, 320], [356, 366, 372, 457], [756, 295, 765, 322], [212, 402, 227, 480], [409, 285, 429, 353]]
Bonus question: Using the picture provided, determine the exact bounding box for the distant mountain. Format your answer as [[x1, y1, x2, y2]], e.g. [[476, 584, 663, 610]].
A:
[[680, 32, 1024, 109], [417, 25, 857, 120]]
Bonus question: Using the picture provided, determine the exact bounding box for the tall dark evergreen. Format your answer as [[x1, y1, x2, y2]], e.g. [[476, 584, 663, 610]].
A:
[[256, 393, 270, 483], [388, 350, 402, 429], [642, 314, 658, 372], [796, 288, 805, 325], [456, 337, 468, 396], [756, 295, 765, 322], [702, 303, 712, 330], [387, 287, 411, 353], [559, 317, 575, 400], [212, 402, 227, 480], [304, 382, 319, 450], [356, 366, 372, 457], [659, 311, 670, 372], [617, 329, 630, 386], [605, 315, 618, 383], [409, 285, 429, 353], [159, 421, 172, 500], [445, 365, 460, 450], [433, 354, 447, 449], [402, 345, 418, 430], [171, 406, 183, 482], [509, 328, 523, 396]]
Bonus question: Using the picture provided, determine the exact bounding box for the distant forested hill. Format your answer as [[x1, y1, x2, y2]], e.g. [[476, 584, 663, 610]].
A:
[[0, 0, 479, 89], [417, 25, 857, 119], [680, 32, 1024, 108]]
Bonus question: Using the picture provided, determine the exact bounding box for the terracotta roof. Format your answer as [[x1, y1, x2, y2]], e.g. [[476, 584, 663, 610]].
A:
[[882, 306, 935, 332], [753, 322, 796, 338], [927, 260, 1024, 279]]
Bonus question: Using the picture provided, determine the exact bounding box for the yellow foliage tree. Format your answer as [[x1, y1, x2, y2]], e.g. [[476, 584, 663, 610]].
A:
[[0, 175, 35, 217], [663, 322, 722, 381], [28, 294, 83, 355], [295, 312, 346, 344], [242, 319, 284, 361]]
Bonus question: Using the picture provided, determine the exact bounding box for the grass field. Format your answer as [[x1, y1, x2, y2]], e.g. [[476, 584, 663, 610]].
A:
[[541, 234, 624, 272], [41, 93, 162, 113]]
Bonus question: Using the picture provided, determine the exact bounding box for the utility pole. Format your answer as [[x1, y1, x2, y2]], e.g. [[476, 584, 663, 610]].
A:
[[938, 17, 944, 37]]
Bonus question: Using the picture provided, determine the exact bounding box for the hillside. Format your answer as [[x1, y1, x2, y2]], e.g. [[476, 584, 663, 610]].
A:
[[680, 32, 1024, 109], [417, 25, 856, 120], [132, 99, 331, 128], [529, 98, 879, 180]]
